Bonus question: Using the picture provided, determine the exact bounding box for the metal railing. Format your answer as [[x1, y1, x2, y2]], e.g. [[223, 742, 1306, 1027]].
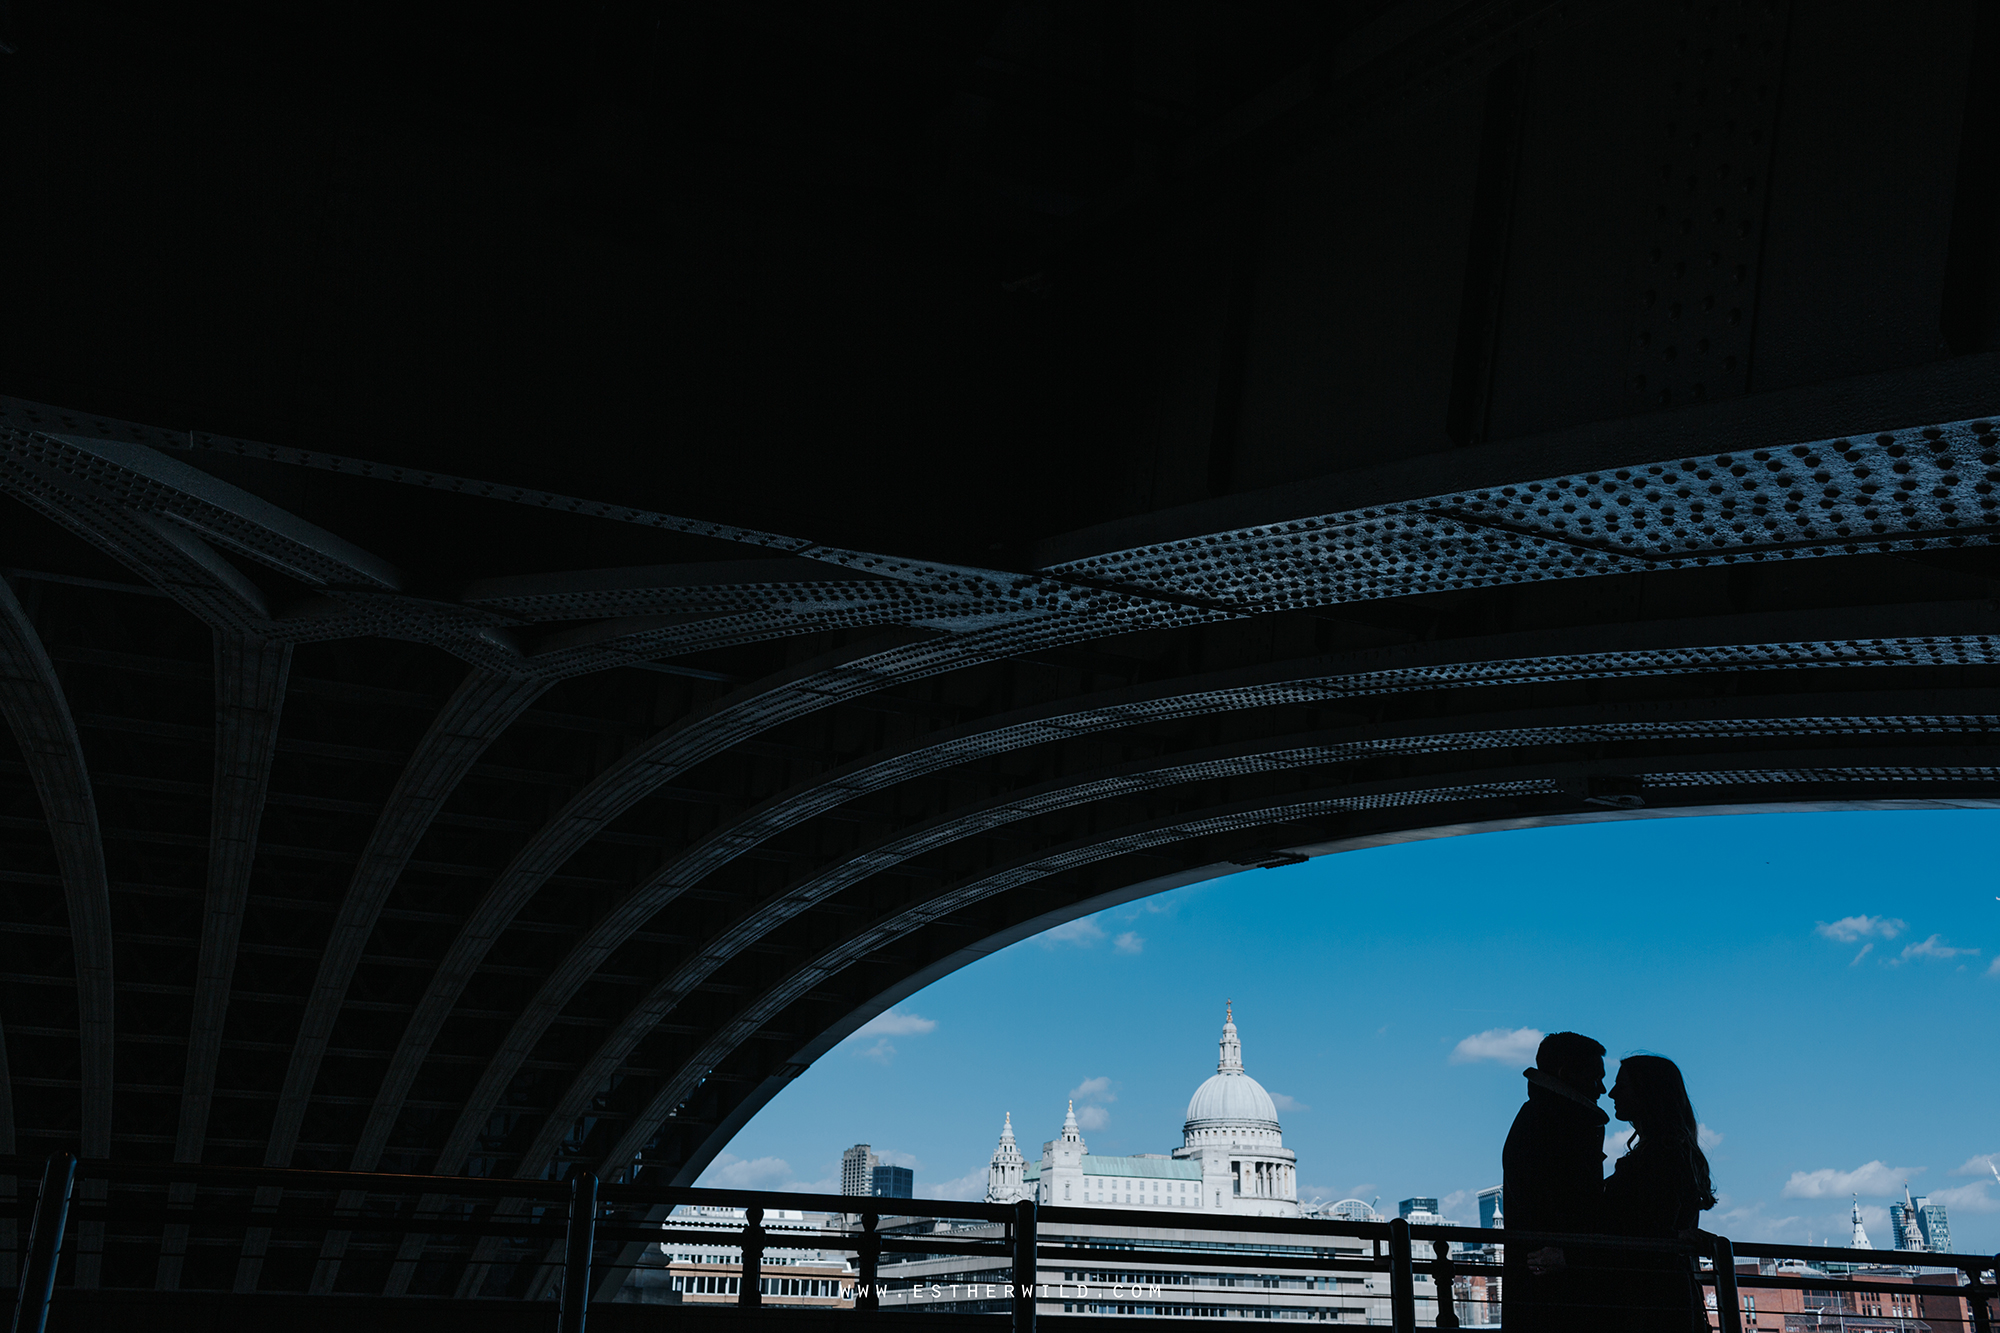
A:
[[1, 1152, 1995, 1333]]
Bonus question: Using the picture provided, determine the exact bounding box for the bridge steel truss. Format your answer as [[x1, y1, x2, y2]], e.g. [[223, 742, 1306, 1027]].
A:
[[4, 374, 2000, 1296], [2, 0, 2000, 1306]]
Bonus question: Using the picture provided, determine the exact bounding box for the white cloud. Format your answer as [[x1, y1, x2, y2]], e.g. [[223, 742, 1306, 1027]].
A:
[[852, 1007, 938, 1039], [1070, 1074, 1116, 1128], [844, 1007, 938, 1063], [1986, 955, 2000, 978], [1113, 931, 1144, 954], [875, 1148, 921, 1169], [1927, 1180, 1999, 1213], [1952, 1153, 2000, 1177], [708, 1154, 795, 1188], [1449, 1026, 1545, 1065], [1038, 917, 1107, 948], [1815, 915, 1906, 943], [1440, 1189, 1474, 1221], [1781, 1161, 1922, 1199], [923, 1166, 990, 1202], [1705, 1197, 1809, 1243], [1605, 1123, 1718, 1158], [1897, 933, 1978, 963], [1271, 1092, 1309, 1113], [698, 1153, 839, 1194], [1302, 1183, 1378, 1206], [1850, 943, 1874, 966]]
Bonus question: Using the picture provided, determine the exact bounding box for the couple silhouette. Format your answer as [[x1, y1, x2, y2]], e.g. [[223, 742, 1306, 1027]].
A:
[[1502, 1032, 1717, 1333]]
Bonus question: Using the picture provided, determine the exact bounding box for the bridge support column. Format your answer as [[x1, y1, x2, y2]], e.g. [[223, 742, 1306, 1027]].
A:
[[558, 1169, 597, 1333], [1710, 1232, 1744, 1333], [739, 1205, 765, 1308], [1012, 1198, 1038, 1333], [857, 1212, 880, 1312], [1388, 1216, 1415, 1333], [11, 1154, 76, 1333]]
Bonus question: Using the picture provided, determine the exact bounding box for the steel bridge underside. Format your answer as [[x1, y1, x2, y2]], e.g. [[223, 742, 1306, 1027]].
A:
[[1, 0, 1999, 1304]]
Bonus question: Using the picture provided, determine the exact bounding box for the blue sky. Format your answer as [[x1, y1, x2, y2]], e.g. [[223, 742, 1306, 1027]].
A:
[[696, 809, 2000, 1254]]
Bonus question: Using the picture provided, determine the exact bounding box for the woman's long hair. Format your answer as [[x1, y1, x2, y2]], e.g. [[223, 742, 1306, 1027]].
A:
[[1615, 1055, 1717, 1211]]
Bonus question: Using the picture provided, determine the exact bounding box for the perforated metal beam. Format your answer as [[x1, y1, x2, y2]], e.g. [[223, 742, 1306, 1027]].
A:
[[0, 576, 113, 1159], [0, 1017, 12, 1291], [335, 611, 1219, 1176], [261, 669, 550, 1169], [1061, 413, 2000, 611], [175, 633, 293, 1154], [156, 633, 291, 1291]]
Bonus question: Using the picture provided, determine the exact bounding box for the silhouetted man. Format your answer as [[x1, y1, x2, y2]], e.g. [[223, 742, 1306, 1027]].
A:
[[1501, 1031, 1608, 1332]]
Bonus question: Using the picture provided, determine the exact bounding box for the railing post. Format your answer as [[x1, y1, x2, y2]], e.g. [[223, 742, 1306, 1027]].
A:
[[557, 1169, 598, 1333], [1013, 1197, 1039, 1333], [856, 1212, 880, 1313], [739, 1204, 765, 1308], [1388, 1217, 1416, 1333], [1969, 1257, 1998, 1333], [1429, 1237, 1460, 1330], [1709, 1233, 1744, 1333], [11, 1153, 76, 1333]]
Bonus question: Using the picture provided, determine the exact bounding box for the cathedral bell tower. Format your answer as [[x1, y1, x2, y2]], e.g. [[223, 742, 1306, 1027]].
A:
[[984, 1112, 1030, 1204]]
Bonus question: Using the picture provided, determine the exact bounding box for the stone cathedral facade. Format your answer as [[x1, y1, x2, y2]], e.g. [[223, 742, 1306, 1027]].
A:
[[985, 1005, 1300, 1218]]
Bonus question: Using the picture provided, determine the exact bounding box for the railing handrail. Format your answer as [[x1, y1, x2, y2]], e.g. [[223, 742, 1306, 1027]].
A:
[[1, 1148, 1992, 1333], [608, 1184, 1014, 1222], [1728, 1237, 2000, 1269], [6, 1152, 1995, 1270], [0, 1152, 574, 1202], [1414, 1222, 1998, 1271]]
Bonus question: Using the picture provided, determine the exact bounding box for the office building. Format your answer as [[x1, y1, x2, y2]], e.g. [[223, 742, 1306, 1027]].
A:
[[842, 1145, 879, 1197], [872, 1164, 914, 1198]]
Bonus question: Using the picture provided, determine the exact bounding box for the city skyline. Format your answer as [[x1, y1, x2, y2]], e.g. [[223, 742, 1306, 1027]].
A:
[[696, 808, 2000, 1254]]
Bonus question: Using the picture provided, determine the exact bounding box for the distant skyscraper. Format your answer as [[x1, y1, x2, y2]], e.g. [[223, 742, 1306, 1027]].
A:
[[1918, 1199, 1951, 1254], [1399, 1198, 1440, 1219], [872, 1165, 913, 1198], [841, 1145, 878, 1197], [1891, 1186, 1951, 1254], [1477, 1187, 1504, 1230]]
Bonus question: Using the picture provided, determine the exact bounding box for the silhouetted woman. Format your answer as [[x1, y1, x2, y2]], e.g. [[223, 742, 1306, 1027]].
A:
[[1602, 1055, 1717, 1333]]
